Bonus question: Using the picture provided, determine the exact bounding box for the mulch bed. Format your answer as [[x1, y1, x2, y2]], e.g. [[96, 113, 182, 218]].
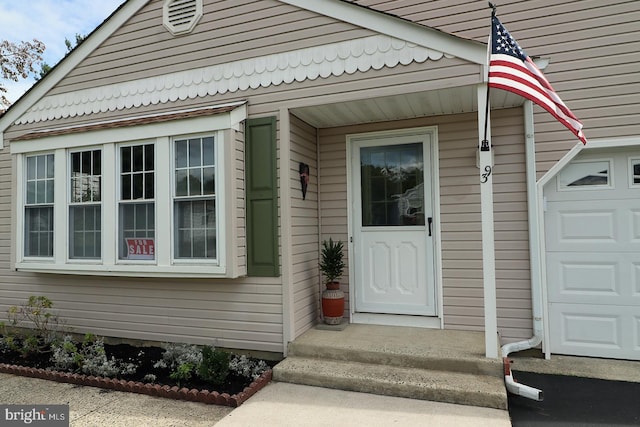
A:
[[0, 342, 273, 407]]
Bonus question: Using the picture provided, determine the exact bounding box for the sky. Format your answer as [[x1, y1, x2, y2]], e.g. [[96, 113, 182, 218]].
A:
[[1, 0, 125, 104]]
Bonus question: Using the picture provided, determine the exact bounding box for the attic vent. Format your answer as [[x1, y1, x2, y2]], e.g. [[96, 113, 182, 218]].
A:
[[163, 0, 203, 35]]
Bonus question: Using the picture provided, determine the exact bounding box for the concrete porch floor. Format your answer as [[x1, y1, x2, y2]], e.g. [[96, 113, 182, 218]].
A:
[[291, 323, 497, 367]]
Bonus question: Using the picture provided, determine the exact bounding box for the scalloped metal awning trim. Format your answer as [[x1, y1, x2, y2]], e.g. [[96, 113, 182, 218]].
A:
[[17, 35, 454, 125]]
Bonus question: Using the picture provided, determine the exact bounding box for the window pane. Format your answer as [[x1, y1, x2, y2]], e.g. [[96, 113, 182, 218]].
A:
[[122, 174, 131, 200], [82, 151, 92, 174], [559, 161, 610, 188], [46, 154, 54, 178], [145, 172, 154, 199], [36, 155, 46, 179], [27, 156, 36, 180], [203, 137, 214, 166], [133, 173, 143, 199], [145, 145, 154, 171], [361, 143, 424, 226], [203, 167, 215, 194], [174, 200, 215, 259], [24, 206, 53, 257], [118, 202, 155, 260], [188, 169, 201, 196], [133, 145, 144, 172], [175, 140, 187, 168], [72, 152, 81, 174], [93, 150, 101, 175], [175, 170, 188, 196], [121, 147, 131, 173], [69, 205, 101, 259], [26, 182, 36, 205], [188, 139, 201, 166], [45, 181, 54, 204], [36, 181, 46, 204]]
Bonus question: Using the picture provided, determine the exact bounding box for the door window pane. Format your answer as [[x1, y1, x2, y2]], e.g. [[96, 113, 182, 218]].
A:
[[361, 143, 424, 226]]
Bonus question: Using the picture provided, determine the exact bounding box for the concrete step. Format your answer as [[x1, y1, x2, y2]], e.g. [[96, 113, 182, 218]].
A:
[[288, 339, 502, 377], [273, 356, 507, 410]]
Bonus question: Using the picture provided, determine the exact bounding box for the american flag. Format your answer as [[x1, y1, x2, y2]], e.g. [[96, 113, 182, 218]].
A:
[[489, 16, 587, 144]]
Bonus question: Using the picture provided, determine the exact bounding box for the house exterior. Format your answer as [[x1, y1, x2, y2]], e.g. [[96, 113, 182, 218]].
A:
[[0, 0, 638, 361]]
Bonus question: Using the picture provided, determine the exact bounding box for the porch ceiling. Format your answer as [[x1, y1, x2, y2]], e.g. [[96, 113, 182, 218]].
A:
[[290, 86, 523, 128]]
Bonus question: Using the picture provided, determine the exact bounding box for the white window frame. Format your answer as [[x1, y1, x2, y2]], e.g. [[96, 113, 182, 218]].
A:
[[629, 157, 640, 188], [557, 159, 613, 191], [22, 152, 55, 259], [11, 107, 246, 277], [117, 141, 157, 264]]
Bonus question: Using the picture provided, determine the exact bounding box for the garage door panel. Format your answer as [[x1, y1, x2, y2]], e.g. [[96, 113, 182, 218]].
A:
[[546, 200, 640, 252], [550, 303, 638, 360], [546, 253, 640, 304]]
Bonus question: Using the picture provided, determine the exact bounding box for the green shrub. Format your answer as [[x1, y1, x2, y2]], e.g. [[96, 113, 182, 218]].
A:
[[197, 346, 230, 387]]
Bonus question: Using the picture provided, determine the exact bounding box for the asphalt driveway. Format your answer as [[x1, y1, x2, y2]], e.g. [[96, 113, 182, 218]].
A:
[[509, 370, 640, 426]]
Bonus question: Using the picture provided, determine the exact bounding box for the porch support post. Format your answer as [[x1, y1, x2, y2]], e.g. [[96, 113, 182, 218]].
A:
[[477, 83, 499, 358], [279, 108, 294, 356]]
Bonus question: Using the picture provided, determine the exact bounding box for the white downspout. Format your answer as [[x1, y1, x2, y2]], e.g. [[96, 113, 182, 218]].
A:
[[501, 99, 544, 401]]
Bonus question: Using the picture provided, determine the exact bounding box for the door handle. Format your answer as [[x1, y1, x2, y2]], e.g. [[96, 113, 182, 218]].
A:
[[428, 217, 433, 236]]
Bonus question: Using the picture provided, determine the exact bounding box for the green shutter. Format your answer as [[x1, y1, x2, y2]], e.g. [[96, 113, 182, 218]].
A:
[[245, 117, 279, 277]]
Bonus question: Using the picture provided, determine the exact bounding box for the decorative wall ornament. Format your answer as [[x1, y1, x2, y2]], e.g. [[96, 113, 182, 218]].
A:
[[17, 35, 454, 125], [299, 162, 309, 200]]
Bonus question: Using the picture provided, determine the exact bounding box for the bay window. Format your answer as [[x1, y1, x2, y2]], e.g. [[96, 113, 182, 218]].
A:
[[11, 103, 249, 277]]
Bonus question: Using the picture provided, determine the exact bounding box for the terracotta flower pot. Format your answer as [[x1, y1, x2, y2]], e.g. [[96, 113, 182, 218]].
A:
[[322, 282, 344, 324]]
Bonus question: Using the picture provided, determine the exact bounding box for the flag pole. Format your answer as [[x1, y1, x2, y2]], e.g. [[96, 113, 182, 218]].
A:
[[481, 2, 497, 152]]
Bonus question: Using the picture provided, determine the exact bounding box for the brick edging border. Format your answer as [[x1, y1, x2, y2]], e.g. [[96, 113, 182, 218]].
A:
[[0, 363, 272, 407]]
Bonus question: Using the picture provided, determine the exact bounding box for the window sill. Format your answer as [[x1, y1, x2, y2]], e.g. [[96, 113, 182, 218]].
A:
[[15, 261, 228, 278]]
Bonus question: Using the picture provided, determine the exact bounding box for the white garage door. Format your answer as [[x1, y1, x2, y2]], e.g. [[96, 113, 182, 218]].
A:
[[545, 148, 640, 360]]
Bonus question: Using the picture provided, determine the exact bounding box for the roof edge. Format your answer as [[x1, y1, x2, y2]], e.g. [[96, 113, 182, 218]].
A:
[[0, 0, 149, 148], [280, 0, 487, 64]]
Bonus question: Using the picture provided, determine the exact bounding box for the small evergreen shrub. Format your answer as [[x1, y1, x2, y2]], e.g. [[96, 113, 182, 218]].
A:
[[198, 346, 230, 387]]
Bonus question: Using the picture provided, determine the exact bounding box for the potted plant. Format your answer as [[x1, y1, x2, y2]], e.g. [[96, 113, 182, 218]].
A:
[[319, 238, 346, 325]]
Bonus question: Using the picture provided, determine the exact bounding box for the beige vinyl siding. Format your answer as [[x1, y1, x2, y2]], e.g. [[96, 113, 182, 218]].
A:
[[318, 108, 531, 341], [52, 0, 375, 94], [0, 274, 283, 351], [351, 0, 640, 177], [289, 114, 319, 338]]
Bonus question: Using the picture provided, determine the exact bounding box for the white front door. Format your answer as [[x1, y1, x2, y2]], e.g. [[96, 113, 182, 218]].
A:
[[349, 131, 437, 318]]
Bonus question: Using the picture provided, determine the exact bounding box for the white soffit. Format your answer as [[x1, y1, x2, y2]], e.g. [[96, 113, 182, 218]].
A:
[[17, 35, 454, 125]]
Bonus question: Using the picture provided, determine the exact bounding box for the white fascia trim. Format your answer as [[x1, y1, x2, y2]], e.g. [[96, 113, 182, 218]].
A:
[[11, 103, 247, 154], [280, 0, 486, 65], [0, 0, 148, 147]]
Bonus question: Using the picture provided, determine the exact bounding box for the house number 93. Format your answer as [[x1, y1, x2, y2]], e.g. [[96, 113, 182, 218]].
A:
[[480, 165, 492, 183]]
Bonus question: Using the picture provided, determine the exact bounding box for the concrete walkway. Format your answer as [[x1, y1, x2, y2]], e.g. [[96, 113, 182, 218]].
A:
[[0, 373, 511, 426], [216, 382, 511, 427]]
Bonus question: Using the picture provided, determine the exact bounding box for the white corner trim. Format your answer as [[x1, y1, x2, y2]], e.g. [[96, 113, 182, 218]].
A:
[[17, 34, 453, 125]]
